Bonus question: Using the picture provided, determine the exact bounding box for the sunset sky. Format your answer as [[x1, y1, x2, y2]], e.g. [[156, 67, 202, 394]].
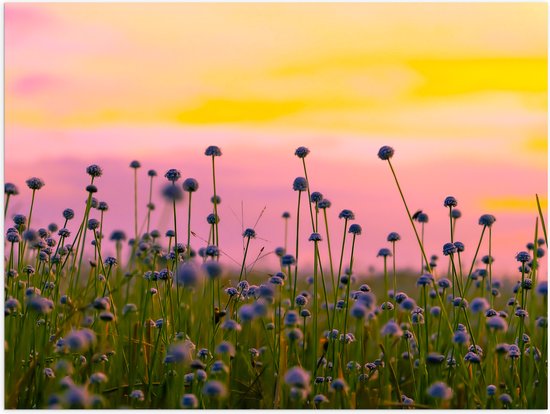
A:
[[4, 3, 547, 278]]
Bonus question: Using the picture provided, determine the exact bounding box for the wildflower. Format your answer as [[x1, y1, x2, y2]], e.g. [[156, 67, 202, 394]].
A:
[[427, 382, 453, 400], [351, 303, 367, 319], [486, 384, 497, 396], [318, 199, 332, 209], [286, 328, 303, 342], [331, 378, 348, 392], [243, 228, 256, 238], [310, 191, 323, 203], [177, 263, 198, 287], [443, 196, 458, 208], [338, 209, 355, 220], [417, 274, 433, 286], [205, 245, 219, 257], [464, 352, 481, 364], [284, 366, 310, 389], [348, 224, 362, 235], [381, 320, 403, 337], [426, 353, 445, 364], [454, 241, 465, 252], [507, 344, 520, 359], [479, 214, 496, 227], [515, 251, 530, 263], [221, 319, 241, 332], [86, 165, 103, 178], [437, 278, 452, 289], [452, 297, 468, 308], [162, 184, 183, 201], [122, 303, 137, 316], [203, 380, 227, 398], [5, 183, 18, 195], [64, 329, 97, 353], [205, 146, 222, 157], [400, 297, 416, 311], [285, 311, 299, 326], [377, 146, 394, 160], [164, 169, 182, 182], [443, 242, 457, 256], [182, 178, 199, 192], [26, 296, 54, 314], [416, 212, 429, 223], [377, 248, 392, 258], [499, 394, 513, 406], [215, 341, 235, 357], [293, 177, 308, 192], [90, 372, 108, 384], [129, 390, 144, 401], [309, 232, 322, 241], [181, 394, 198, 408], [470, 297, 489, 313], [281, 254, 296, 266], [313, 394, 329, 405], [99, 311, 115, 322], [294, 146, 310, 158], [430, 306, 441, 317], [451, 209, 462, 219]]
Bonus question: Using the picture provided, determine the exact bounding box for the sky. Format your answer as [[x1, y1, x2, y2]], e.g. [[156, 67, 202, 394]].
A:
[[4, 3, 548, 279]]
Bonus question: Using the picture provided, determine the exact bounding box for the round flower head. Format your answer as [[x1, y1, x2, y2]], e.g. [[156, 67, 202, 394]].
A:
[[377, 248, 392, 258], [387, 232, 400, 242], [215, 341, 235, 356], [443, 196, 458, 208], [206, 213, 219, 224], [203, 261, 223, 280], [479, 214, 496, 227], [203, 380, 227, 398], [516, 251, 530, 263], [5, 183, 18, 195], [351, 302, 367, 319], [451, 209, 462, 219], [313, 394, 329, 405], [177, 263, 198, 287], [470, 297, 489, 313], [416, 274, 433, 287], [164, 169, 181, 182], [13, 214, 27, 225], [26, 177, 45, 190], [282, 211, 290, 219], [310, 191, 323, 203], [536, 281, 547, 296], [294, 146, 310, 158], [331, 378, 348, 392], [348, 224, 362, 235], [443, 242, 457, 256], [381, 320, 403, 337], [427, 381, 453, 400], [97, 201, 108, 212], [284, 366, 310, 389], [86, 164, 103, 178], [87, 219, 100, 231], [417, 212, 429, 223], [182, 178, 199, 192], [162, 184, 183, 201], [281, 254, 296, 266], [205, 145, 222, 157], [129, 160, 141, 169], [147, 169, 157, 177], [338, 209, 355, 220], [377, 145, 394, 160], [243, 228, 256, 238], [293, 177, 308, 192], [308, 232, 322, 242], [437, 278, 452, 289], [110, 230, 126, 242], [129, 390, 144, 401], [486, 316, 508, 331], [318, 199, 331, 209], [181, 394, 198, 408]]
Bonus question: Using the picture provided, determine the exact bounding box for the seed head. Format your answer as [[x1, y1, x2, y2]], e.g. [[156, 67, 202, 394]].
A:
[[183, 178, 199, 192], [86, 165, 103, 178], [26, 177, 45, 190], [377, 146, 394, 160]]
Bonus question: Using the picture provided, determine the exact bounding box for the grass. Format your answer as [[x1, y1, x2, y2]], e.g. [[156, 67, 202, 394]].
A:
[[3, 145, 548, 409]]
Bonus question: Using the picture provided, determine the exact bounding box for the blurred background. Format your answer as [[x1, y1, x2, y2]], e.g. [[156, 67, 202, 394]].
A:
[[4, 3, 547, 278]]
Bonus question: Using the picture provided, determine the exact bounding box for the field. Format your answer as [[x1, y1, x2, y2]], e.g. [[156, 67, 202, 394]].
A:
[[3, 145, 548, 409]]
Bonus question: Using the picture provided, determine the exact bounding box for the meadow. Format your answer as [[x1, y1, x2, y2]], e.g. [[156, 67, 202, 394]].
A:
[[3, 145, 548, 409]]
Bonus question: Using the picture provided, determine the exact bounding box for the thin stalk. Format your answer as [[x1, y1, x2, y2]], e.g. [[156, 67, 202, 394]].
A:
[[292, 191, 302, 308]]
